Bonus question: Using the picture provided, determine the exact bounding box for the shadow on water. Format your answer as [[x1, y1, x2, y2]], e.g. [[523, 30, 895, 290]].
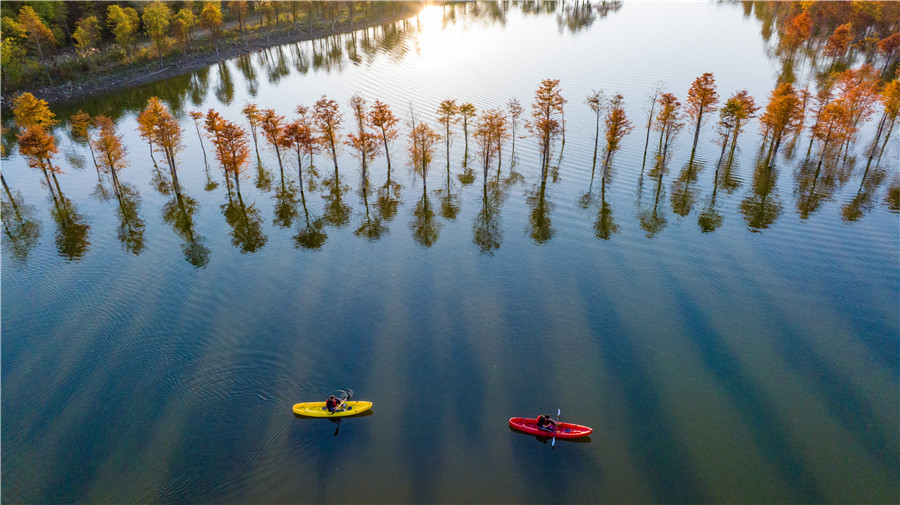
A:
[[576, 281, 706, 502], [667, 281, 826, 502]]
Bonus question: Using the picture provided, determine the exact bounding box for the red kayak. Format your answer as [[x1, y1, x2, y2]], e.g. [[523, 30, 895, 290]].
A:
[[509, 417, 593, 438]]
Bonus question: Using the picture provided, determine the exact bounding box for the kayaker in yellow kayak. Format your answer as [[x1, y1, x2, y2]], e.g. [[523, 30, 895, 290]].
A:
[[326, 395, 344, 413]]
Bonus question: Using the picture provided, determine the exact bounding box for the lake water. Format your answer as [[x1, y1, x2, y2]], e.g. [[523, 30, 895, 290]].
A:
[[2, 2, 898, 503]]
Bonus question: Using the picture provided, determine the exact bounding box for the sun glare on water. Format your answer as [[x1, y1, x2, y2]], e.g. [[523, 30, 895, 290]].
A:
[[413, 4, 455, 69]]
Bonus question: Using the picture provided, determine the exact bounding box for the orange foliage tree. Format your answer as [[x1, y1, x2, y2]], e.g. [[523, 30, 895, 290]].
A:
[[458, 102, 477, 164], [283, 117, 316, 183], [716, 90, 758, 162], [242, 103, 263, 161], [870, 79, 900, 163], [602, 94, 634, 170], [878, 33, 900, 75], [781, 10, 812, 57], [832, 65, 880, 159], [810, 100, 851, 169], [205, 110, 251, 196], [260, 108, 287, 174], [653, 92, 683, 164], [528, 79, 567, 177], [17, 125, 61, 198], [685, 72, 719, 159], [138, 97, 184, 187], [69, 110, 99, 171], [436, 99, 458, 171], [825, 22, 853, 62], [92, 116, 128, 188], [346, 94, 380, 181], [12, 92, 56, 130], [295, 105, 320, 171], [315, 95, 344, 175], [368, 100, 399, 174], [408, 120, 440, 190], [137, 97, 164, 164], [759, 83, 804, 166], [473, 108, 506, 181]]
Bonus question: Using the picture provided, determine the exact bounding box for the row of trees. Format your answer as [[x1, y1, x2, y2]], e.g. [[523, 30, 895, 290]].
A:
[[1, 1, 420, 90], [11, 68, 898, 200], [6, 70, 898, 259]]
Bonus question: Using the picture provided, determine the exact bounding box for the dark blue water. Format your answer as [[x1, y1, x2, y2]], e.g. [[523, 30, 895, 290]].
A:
[[2, 2, 898, 503]]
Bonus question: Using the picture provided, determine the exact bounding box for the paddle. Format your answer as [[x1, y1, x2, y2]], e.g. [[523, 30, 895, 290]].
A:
[[330, 388, 353, 414], [552, 409, 560, 447]]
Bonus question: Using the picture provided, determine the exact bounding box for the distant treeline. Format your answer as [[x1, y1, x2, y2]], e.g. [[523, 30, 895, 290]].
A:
[[1, 1, 422, 92]]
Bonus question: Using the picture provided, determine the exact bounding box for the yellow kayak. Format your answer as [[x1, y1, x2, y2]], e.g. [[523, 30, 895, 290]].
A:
[[292, 401, 373, 417]]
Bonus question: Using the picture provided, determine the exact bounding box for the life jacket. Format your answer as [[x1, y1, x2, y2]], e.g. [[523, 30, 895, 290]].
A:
[[326, 398, 337, 409]]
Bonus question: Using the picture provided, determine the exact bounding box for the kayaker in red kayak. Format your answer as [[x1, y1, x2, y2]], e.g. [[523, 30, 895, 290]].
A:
[[326, 395, 344, 413], [536, 414, 557, 432]]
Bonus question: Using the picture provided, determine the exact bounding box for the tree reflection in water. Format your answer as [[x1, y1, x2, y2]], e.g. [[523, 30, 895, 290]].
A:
[[741, 156, 783, 231], [222, 191, 268, 254], [1, 179, 42, 264], [162, 190, 209, 268], [51, 193, 91, 262]]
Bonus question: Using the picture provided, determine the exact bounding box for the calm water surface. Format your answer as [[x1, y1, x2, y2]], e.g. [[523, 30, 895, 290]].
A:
[[3, 2, 898, 503]]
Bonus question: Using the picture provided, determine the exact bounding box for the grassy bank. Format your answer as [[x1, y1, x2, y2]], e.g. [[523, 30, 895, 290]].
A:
[[1, 1, 424, 109]]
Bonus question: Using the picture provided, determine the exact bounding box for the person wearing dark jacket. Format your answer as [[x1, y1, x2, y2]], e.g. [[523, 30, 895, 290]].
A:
[[536, 414, 556, 432]]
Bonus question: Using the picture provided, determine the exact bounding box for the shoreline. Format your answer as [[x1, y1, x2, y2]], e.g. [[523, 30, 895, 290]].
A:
[[1, 6, 421, 110]]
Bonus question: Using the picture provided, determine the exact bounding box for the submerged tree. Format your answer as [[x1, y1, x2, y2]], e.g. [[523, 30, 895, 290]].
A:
[[17, 125, 62, 199], [369, 100, 399, 175], [260, 108, 287, 176], [458, 102, 477, 166], [473, 108, 507, 182], [12, 92, 56, 130], [346, 94, 380, 184], [138, 97, 184, 191], [586, 89, 606, 173], [871, 79, 900, 165], [283, 117, 316, 187], [93, 116, 145, 254], [507, 98, 524, 163], [654, 92, 683, 165], [685, 72, 719, 162], [602, 94, 633, 171], [408, 120, 441, 190], [242, 102, 263, 161], [759, 82, 804, 167], [315, 95, 344, 176], [716, 90, 758, 165], [205, 110, 252, 197], [92, 116, 128, 186], [641, 84, 664, 173], [529, 78, 567, 178], [436, 99, 458, 171], [69, 110, 99, 173], [810, 100, 851, 170]]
